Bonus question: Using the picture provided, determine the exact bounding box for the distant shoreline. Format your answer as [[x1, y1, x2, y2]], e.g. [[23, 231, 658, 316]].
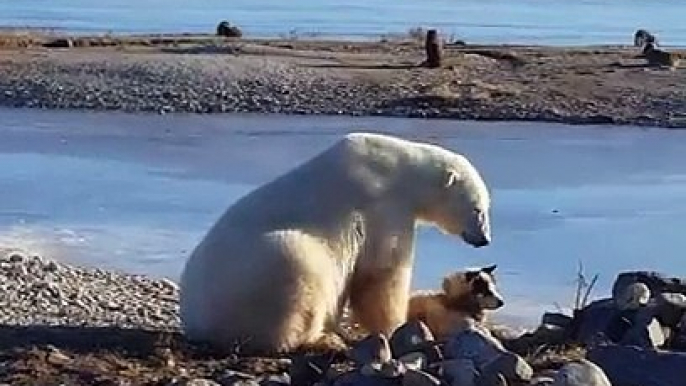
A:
[[2, 26, 686, 49], [0, 31, 685, 128]]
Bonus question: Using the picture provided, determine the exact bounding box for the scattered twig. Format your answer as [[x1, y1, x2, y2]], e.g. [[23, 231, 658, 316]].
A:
[[581, 274, 599, 309]]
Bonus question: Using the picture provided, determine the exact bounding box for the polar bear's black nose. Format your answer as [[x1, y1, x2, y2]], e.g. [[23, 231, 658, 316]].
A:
[[462, 232, 490, 247], [472, 237, 490, 247]]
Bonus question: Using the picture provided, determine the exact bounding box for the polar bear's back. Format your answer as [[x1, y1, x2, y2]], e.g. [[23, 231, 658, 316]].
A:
[[205, 132, 484, 238], [213, 137, 363, 234], [211, 133, 410, 230]]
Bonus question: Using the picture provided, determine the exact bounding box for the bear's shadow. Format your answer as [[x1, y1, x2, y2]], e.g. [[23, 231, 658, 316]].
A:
[[0, 324, 220, 359], [0, 324, 347, 362]]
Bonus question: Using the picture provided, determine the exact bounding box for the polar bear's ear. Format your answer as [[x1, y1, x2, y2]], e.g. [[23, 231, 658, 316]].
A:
[[443, 169, 461, 188]]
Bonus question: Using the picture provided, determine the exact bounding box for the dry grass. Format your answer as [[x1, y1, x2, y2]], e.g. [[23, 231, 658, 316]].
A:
[[0, 34, 41, 48], [526, 344, 587, 372], [0, 32, 235, 50]]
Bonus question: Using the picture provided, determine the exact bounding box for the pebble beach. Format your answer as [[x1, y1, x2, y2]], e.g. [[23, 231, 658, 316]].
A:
[[0, 34, 685, 128], [0, 249, 298, 385]]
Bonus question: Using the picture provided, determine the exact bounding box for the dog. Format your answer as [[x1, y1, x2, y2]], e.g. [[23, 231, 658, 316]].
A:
[[642, 42, 681, 69], [634, 29, 657, 48], [407, 264, 504, 339]]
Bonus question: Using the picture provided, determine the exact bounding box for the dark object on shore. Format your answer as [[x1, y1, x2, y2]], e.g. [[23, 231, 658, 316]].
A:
[[588, 344, 686, 386], [654, 292, 686, 328], [612, 271, 686, 301], [216, 21, 243, 38], [289, 353, 336, 386], [634, 29, 657, 47], [424, 29, 443, 68], [43, 38, 73, 48], [566, 299, 618, 345], [642, 43, 681, 68], [541, 312, 573, 329], [552, 359, 612, 386]]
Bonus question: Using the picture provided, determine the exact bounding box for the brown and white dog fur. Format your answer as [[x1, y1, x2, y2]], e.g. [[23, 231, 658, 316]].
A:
[[642, 42, 681, 69], [407, 265, 504, 340]]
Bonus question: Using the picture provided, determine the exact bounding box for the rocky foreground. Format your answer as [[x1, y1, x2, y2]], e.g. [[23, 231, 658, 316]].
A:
[[0, 248, 303, 385], [1, 247, 686, 386], [0, 33, 685, 128]]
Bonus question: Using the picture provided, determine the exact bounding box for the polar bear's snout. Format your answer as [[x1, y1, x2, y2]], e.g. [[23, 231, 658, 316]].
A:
[[461, 231, 490, 247], [461, 207, 491, 247]]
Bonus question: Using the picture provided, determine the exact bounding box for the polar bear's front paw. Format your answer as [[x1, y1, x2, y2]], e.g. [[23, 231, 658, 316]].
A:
[[300, 332, 349, 353]]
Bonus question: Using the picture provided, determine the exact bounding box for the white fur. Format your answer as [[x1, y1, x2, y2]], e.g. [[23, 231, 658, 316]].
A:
[[179, 132, 491, 353]]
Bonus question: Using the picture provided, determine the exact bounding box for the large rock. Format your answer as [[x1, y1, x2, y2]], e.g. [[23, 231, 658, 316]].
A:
[[620, 307, 666, 348], [442, 359, 477, 386], [568, 299, 619, 344], [390, 320, 435, 358], [672, 314, 686, 350], [613, 271, 686, 300], [654, 292, 686, 328], [444, 324, 530, 385], [541, 312, 573, 329], [444, 324, 505, 368], [289, 353, 333, 386], [479, 351, 532, 384], [352, 333, 393, 366], [587, 344, 686, 386], [571, 294, 666, 346], [550, 359, 611, 386], [614, 282, 651, 310], [401, 370, 442, 386]]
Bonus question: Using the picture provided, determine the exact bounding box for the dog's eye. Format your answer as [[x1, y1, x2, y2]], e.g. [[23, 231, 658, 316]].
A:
[[472, 277, 490, 294]]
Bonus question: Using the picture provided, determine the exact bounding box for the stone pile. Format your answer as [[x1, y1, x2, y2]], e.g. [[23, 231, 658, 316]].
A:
[[285, 319, 534, 386], [504, 270, 686, 386]]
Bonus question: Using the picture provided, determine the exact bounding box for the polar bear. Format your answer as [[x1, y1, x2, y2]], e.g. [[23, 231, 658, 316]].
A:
[[179, 132, 492, 354]]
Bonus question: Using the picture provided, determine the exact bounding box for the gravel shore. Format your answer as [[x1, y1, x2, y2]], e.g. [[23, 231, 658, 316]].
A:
[[0, 34, 685, 128], [0, 250, 179, 329], [0, 248, 302, 385]]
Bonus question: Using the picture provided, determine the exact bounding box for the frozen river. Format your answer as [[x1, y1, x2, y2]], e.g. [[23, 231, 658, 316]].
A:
[[2, 108, 686, 326]]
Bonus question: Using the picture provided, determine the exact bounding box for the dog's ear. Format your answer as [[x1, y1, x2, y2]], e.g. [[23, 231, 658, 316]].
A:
[[464, 270, 480, 282], [482, 264, 497, 275]]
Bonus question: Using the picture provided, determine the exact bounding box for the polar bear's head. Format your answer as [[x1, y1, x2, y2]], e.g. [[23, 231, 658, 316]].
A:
[[419, 155, 491, 248]]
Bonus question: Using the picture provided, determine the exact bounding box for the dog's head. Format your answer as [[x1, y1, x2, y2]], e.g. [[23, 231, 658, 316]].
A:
[[442, 264, 504, 310]]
